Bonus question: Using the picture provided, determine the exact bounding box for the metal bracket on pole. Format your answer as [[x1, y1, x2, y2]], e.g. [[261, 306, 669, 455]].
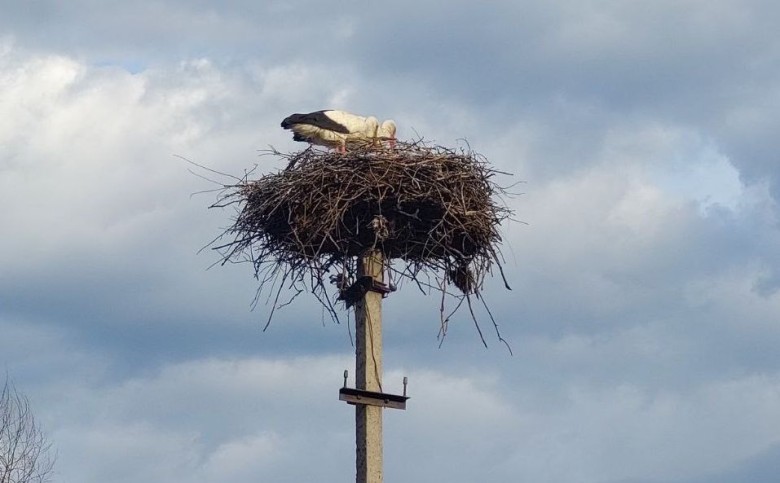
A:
[[339, 370, 410, 410], [338, 276, 397, 307]]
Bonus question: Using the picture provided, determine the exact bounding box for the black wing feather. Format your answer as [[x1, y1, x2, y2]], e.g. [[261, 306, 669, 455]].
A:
[[280, 110, 350, 133]]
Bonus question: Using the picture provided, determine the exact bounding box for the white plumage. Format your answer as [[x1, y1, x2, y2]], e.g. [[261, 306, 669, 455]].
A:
[[281, 110, 396, 152]]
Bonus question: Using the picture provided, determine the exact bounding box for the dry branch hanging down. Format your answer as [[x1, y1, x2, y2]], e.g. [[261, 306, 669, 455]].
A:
[[210, 140, 514, 347]]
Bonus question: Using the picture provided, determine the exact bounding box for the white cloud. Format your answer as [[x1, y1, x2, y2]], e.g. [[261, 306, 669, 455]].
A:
[[45, 355, 353, 482], [496, 375, 780, 483], [200, 432, 284, 481], [43, 355, 780, 483]]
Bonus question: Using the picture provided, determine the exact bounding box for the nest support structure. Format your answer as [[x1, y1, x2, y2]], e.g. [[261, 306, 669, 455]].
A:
[[210, 140, 515, 350]]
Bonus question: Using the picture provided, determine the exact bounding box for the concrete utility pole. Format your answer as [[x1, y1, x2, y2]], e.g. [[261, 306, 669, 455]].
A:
[[339, 249, 408, 483], [355, 250, 384, 483]]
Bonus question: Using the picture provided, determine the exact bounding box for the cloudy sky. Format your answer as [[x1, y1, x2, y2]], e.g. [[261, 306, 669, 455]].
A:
[[2, 1, 780, 481]]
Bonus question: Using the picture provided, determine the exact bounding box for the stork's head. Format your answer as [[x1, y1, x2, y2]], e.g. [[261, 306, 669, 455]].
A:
[[379, 120, 397, 142]]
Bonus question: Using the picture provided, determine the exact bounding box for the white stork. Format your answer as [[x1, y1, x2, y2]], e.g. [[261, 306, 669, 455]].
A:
[[281, 110, 396, 152]]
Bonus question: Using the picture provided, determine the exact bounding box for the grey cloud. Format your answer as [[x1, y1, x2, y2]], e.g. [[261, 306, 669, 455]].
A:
[[5, 0, 780, 195], [3, 3, 780, 482], [351, 1, 780, 197], [0, 0, 358, 64], [607, 442, 780, 483]]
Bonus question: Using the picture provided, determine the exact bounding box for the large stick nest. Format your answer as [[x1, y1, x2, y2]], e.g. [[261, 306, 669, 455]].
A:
[[210, 140, 514, 347]]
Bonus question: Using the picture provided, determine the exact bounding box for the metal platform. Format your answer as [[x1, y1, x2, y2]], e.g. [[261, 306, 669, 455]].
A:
[[339, 371, 409, 410]]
